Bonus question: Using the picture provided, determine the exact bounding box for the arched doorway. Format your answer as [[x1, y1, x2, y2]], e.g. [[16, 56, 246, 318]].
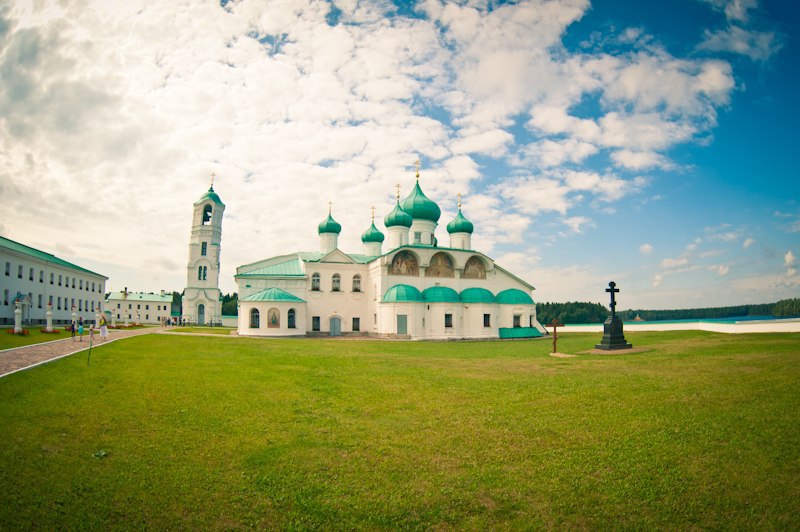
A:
[[329, 317, 341, 337], [197, 303, 205, 325]]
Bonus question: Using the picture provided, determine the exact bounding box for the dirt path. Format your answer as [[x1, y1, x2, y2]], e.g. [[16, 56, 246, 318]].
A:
[[0, 328, 160, 378]]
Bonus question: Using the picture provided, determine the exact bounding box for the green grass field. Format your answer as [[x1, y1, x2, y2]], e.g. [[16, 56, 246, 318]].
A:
[[166, 326, 235, 335], [0, 327, 70, 349], [1, 331, 798, 528]]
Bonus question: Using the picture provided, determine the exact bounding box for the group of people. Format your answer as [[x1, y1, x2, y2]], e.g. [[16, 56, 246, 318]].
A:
[[69, 313, 109, 342]]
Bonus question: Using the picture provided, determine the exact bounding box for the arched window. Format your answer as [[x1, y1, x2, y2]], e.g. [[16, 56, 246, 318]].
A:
[[311, 273, 320, 291], [389, 251, 419, 276], [268, 308, 280, 328], [426, 252, 455, 278], [463, 256, 487, 279], [288, 308, 296, 329], [250, 308, 260, 328], [332, 273, 341, 292], [202, 204, 213, 225], [352, 274, 361, 292], [197, 266, 203, 280], [202, 266, 207, 280]]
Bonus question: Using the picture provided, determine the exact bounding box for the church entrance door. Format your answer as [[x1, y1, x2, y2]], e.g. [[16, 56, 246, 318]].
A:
[[329, 317, 341, 337], [197, 304, 205, 325], [396, 314, 408, 335]]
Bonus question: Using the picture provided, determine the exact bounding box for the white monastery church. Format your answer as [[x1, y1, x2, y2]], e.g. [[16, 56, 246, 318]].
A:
[[205, 167, 547, 340]]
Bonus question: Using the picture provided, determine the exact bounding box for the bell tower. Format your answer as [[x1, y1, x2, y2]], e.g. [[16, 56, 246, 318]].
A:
[[182, 174, 225, 325]]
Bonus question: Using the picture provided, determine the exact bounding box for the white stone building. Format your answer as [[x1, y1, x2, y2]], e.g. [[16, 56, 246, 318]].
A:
[[234, 172, 546, 340], [105, 290, 174, 324], [1, 236, 108, 326], [181, 184, 224, 325]]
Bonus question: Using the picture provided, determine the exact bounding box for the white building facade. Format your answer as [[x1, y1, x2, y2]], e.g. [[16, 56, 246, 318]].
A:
[[1, 236, 108, 326], [235, 174, 546, 340], [182, 184, 224, 325], [105, 291, 174, 325]]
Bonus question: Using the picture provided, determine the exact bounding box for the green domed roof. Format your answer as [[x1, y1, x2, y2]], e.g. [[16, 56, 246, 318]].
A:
[[195, 185, 224, 206], [496, 289, 534, 305], [383, 284, 423, 302], [400, 182, 441, 222], [460, 287, 495, 303], [446, 208, 474, 234], [384, 201, 413, 228], [240, 287, 305, 303], [361, 222, 385, 243], [318, 213, 342, 235], [422, 286, 460, 303]]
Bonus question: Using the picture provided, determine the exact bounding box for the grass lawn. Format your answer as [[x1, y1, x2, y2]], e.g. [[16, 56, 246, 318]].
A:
[[0, 327, 70, 350], [166, 326, 235, 335], [1, 331, 798, 528]]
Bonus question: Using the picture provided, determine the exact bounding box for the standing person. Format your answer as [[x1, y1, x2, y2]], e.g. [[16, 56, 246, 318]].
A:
[[98, 312, 109, 342], [70, 320, 76, 341], [89, 324, 95, 343], [78, 318, 84, 342]]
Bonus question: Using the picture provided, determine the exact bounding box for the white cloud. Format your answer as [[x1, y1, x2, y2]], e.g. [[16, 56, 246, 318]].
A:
[[698, 25, 782, 61], [786, 251, 796, 268], [611, 150, 671, 170], [652, 274, 663, 288], [561, 216, 595, 234], [699, 0, 759, 23], [743, 238, 755, 249], [639, 243, 653, 254], [712, 264, 730, 276], [662, 257, 689, 268]]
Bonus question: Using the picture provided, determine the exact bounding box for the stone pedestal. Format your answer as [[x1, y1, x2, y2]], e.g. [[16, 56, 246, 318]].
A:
[[595, 316, 632, 350], [46, 306, 53, 332], [14, 303, 22, 334]]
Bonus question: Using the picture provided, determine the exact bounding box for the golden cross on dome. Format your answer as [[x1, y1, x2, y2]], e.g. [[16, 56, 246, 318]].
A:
[[328, 201, 333, 214], [210, 172, 216, 187], [395, 183, 401, 200], [414, 159, 421, 180], [370, 206, 375, 221], [457, 192, 462, 209]]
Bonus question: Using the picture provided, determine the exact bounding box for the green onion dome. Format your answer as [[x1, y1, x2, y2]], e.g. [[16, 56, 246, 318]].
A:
[[400, 182, 441, 222], [361, 222, 385, 243], [384, 201, 413, 228], [317, 213, 342, 235], [195, 185, 224, 206], [446, 208, 474, 234]]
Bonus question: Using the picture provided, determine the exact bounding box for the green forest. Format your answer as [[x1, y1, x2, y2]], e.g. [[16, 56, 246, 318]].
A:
[[536, 298, 800, 324]]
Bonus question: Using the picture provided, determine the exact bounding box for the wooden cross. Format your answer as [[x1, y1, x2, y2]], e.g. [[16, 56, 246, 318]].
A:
[[550, 318, 562, 353], [414, 159, 421, 180], [606, 281, 619, 319]]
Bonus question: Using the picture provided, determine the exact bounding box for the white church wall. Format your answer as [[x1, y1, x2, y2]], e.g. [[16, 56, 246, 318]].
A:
[[238, 301, 306, 337]]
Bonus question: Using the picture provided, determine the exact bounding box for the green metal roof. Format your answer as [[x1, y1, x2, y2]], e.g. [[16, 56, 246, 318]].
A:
[[496, 288, 534, 305], [240, 287, 305, 303], [400, 182, 441, 222], [318, 213, 342, 234], [195, 185, 224, 206], [446, 208, 474, 234], [361, 222, 385, 243], [0, 235, 107, 278], [460, 287, 495, 303], [106, 292, 173, 303], [499, 327, 542, 339], [298, 251, 377, 264], [384, 201, 413, 228], [382, 284, 424, 302], [237, 259, 305, 277], [422, 286, 460, 303]]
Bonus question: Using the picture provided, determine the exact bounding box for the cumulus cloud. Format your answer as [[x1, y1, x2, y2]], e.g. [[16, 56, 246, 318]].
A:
[[699, 0, 759, 23], [561, 216, 595, 234], [652, 274, 663, 288], [639, 243, 653, 254], [743, 238, 755, 249], [698, 25, 782, 61], [662, 257, 689, 269]]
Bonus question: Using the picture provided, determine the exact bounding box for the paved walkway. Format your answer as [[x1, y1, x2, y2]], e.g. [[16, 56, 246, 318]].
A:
[[0, 327, 160, 378]]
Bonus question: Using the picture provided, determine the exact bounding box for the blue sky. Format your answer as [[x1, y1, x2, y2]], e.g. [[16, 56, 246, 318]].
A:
[[1, 0, 797, 309]]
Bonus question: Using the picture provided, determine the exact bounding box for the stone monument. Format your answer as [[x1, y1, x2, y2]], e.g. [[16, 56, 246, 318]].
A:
[[595, 281, 632, 350]]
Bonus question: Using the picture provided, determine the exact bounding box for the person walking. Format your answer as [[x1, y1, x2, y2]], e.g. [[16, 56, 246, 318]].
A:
[[98, 312, 109, 342], [78, 318, 84, 342], [70, 320, 76, 341]]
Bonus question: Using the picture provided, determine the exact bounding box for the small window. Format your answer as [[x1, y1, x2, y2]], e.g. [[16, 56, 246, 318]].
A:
[[92, 282, 96, 292], [198, 266, 203, 280], [17, 264, 23, 278], [268, 308, 280, 328], [203, 266, 207, 280], [58, 274, 62, 286], [445, 313, 453, 328], [530, 315, 535, 327], [57, 297, 62, 310], [352, 274, 361, 292], [250, 308, 260, 328], [2, 289, 8, 305], [201, 242, 207, 256], [288, 308, 296, 329], [48, 295, 53, 306], [91, 301, 95, 311], [72, 278, 75, 288], [117, 303, 121, 309], [4, 262, 9, 276], [137, 304, 141, 310], [513, 315, 521, 328], [414, 232, 422, 244], [374, 313, 377, 324], [202, 204, 213, 225], [29, 267, 34, 281], [38, 294, 43, 308], [79, 300, 82, 311], [484, 314, 491, 327], [352, 317, 360, 332], [146, 304, 149, 310], [71, 298, 75, 310], [332, 274, 341, 292], [79, 280, 83, 290], [50, 273, 54, 284], [311, 273, 321, 291], [128, 304, 131, 309], [39, 270, 44, 283], [312, 316, 321, 331]]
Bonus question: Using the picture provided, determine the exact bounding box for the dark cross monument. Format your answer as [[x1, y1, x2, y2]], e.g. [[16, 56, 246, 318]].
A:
[[550, 318, 562, 353], [595, 281, 632, 350]]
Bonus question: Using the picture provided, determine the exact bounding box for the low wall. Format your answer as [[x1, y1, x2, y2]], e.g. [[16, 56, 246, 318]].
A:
[[556, 319, 800, 334]]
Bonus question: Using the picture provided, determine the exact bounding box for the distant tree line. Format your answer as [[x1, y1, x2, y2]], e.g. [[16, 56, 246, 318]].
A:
[[537, 298, 800, 324], [222, 293, 238, 316]]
